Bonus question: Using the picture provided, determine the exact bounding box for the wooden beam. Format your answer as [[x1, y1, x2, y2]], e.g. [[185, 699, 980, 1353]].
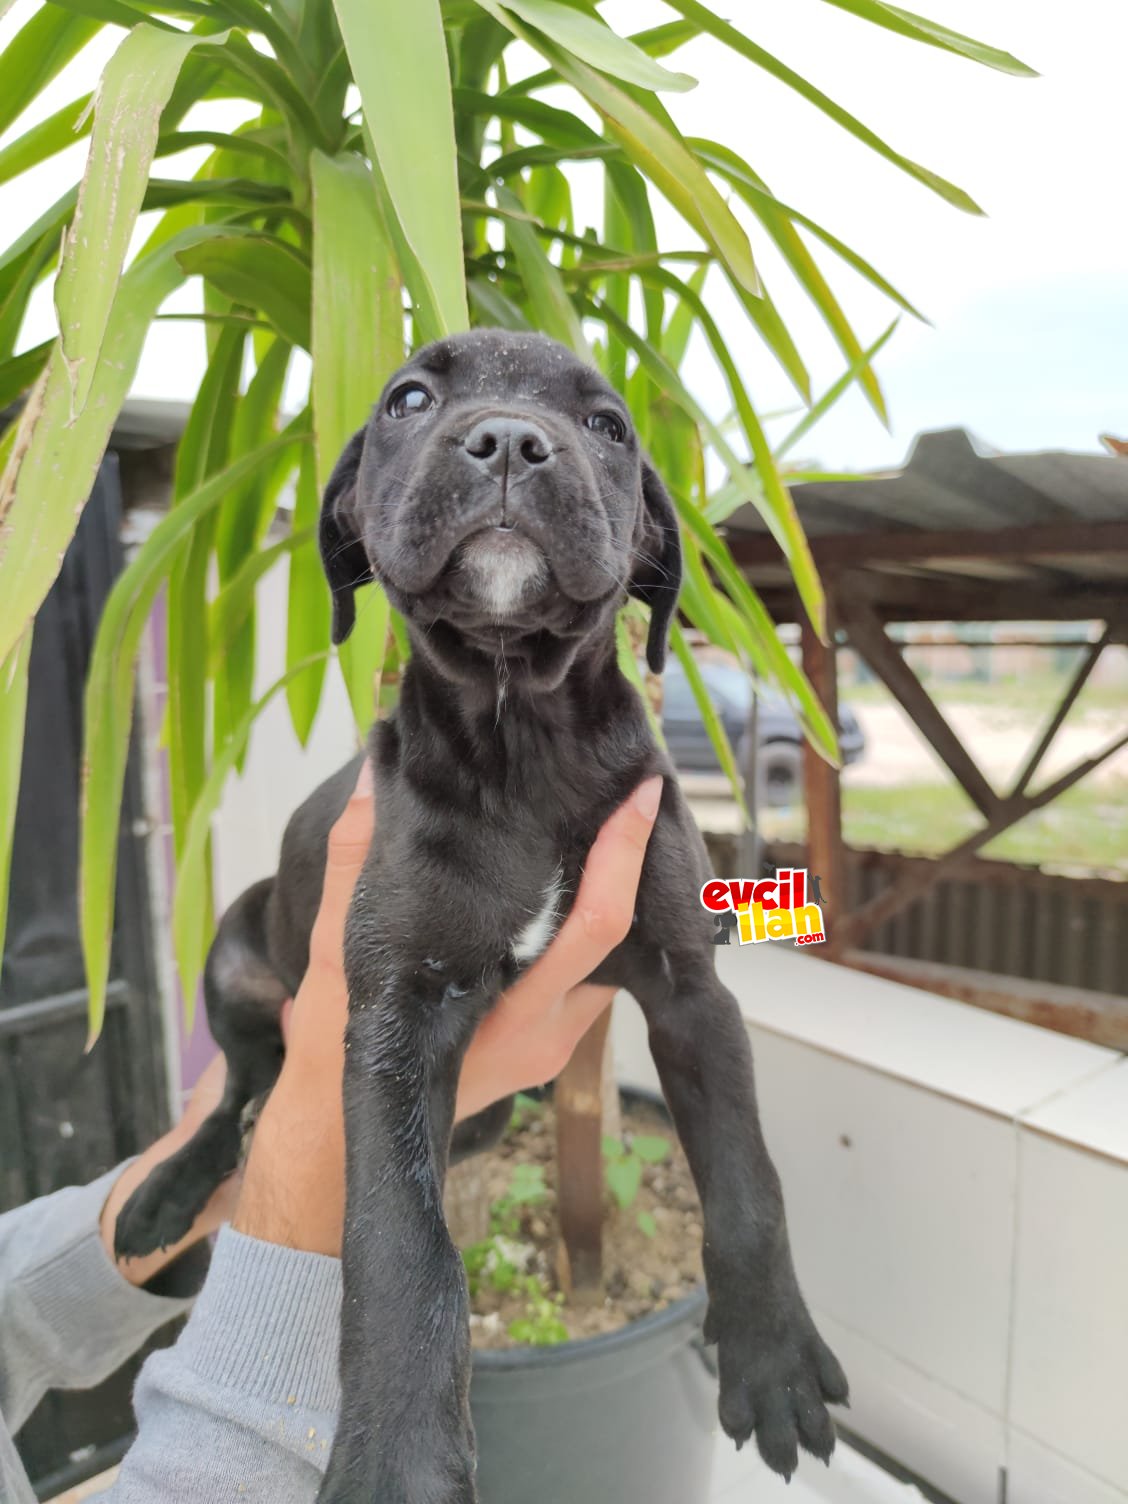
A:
[[726, 518, 1128, 570], [842, 599, 999, 818], [840, 951, 1128, 1052], [1010, 628, 1109, 796], [555, 1007, 612, 1294], [800, 606, 845, 949], [753, 577, 1128, 629], [838, 724, 1128, 950]]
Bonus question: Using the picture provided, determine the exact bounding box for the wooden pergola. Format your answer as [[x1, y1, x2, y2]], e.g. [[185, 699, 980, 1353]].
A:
[[722, 428, 1128, 1041]]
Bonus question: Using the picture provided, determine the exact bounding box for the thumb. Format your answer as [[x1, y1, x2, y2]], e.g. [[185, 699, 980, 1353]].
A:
[[312, 759, 375, 953]]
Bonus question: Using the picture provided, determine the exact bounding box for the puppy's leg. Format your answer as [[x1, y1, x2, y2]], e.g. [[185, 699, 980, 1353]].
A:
[[450, 1094, 513, 1164], [114, 879, 287, 1259], [632, 953, 848, 1478], [318, 960, 496, 1504]]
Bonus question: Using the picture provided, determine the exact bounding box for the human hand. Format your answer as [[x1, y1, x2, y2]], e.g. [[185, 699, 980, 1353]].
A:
[[233, 761, 662, 1256]]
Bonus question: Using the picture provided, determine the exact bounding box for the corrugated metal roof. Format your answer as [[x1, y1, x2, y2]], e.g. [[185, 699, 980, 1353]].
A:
[[724, 429, 1128, 624]]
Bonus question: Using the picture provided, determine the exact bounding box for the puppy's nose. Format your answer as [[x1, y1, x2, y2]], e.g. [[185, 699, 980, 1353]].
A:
[[463, 417, 553, 480]]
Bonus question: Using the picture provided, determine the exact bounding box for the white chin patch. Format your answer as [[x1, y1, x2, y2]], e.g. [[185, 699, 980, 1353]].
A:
[[459, 532, 546, 618]]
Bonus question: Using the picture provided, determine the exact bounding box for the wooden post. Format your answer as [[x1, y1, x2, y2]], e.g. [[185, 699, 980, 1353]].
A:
[[800, 602, 845, 951], [555, 1005, 612, 1295]]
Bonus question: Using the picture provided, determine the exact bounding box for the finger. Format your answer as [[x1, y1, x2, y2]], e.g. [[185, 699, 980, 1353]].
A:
[[311, 759, 375, 958], [515, 776, 662, 999]]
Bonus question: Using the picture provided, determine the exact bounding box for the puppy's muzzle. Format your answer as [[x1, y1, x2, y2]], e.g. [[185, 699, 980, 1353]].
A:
[[462, 415, 555, 493]]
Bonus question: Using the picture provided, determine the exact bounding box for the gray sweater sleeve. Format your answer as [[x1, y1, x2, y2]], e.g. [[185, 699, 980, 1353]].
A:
[[0, 1166, 198, 1434], [97, 1227, 341, 1502]]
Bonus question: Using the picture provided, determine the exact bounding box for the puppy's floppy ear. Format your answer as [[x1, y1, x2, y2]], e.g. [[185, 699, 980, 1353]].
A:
[[629, 459, 683, 673], [319, 426, 371, 645]]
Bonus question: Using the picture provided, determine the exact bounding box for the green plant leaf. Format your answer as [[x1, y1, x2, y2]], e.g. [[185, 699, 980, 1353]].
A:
[[637, 1210, 657, 1238], [493, 186, 586, 354], [0, 7, 99, 139], [209, 525, 314, 675], [476, 3, 761, 297], [81, 424, 302, 1034], [605, 1153, 642, 1210], [334, 0, 468, 335], [0, 341, 52, 411], [166, 324, 244, 879], [674, 502, 839, 763], [0, 224, 231, 672], [0, 227, 60, 358], [81, 432, 303, 1040], [173, 652, 328, 1016], [310, 149, 403, 491], [212, 338, 294, 763], [338, 583, 390, 734], [492, 0, 696, 93], [663, 0, 982, 214], [54, 23, 220, 412], [285, 448, 330, 744], [585, 292, 825, 640], [817, 0, 1037, 75], [631, 1134, 671, 1163], [0, 92, 93, 188], [0, 629, 31, 976], [776, 318, 899, 460], [176, 234, 312, 349], [467, 277, 532, 330], [670, 620, 749, 820]]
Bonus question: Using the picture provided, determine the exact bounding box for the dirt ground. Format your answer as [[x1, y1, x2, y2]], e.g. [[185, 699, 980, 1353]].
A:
[[844, 700, 1128, 789], [464, 1098, 704, 1349]]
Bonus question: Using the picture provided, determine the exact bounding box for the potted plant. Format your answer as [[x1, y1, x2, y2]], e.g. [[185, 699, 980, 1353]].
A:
[[0, 1, 1029, 1495]]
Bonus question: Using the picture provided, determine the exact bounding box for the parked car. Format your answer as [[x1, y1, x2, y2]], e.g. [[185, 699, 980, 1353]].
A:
[[654, 659, 865, 806]]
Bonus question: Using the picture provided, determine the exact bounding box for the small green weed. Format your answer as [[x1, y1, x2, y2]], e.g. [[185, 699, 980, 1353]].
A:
[[602, 1132, 670, 1238]]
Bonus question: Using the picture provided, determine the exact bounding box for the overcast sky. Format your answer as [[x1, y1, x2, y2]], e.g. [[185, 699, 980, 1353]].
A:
[[1, 0, 1124, 473]]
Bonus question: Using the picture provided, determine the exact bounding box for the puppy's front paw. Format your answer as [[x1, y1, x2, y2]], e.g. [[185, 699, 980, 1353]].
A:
[[113, 1157, 216, 1259], [708, 1303, 848, 1479]]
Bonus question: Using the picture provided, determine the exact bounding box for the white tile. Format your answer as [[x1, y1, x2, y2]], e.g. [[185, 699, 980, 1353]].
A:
[[750, 1028, 1016, 1414], [1007, 1431, 1128, 1504], [1020, 1057, 1128, 1161], [714, 945, 1115, 1119], [1009, 1128, 1128, 1492], [812, 1311, 1004, 1504], [711, 1434, 928, 1503]]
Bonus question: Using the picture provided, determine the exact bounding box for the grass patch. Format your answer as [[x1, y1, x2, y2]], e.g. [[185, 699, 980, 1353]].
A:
[[761, 778, 1128, 876]]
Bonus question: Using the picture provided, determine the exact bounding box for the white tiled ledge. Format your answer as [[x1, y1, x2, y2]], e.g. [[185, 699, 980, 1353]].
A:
[[715, 944, 1123, 1134], [612, 945, 1128, 1504]]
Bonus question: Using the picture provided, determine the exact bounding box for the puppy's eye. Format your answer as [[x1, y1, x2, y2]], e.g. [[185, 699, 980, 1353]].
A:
[[585, 411, 626, 443], [387, 383, 434, 419]]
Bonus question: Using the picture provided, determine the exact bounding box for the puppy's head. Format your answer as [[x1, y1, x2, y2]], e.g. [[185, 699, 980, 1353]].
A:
[[319, 328, 681, 691]]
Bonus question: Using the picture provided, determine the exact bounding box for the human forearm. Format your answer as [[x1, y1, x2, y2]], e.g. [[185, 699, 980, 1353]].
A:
[[96, 1228, 341, 1503], [0, 1168, 200, 1433]]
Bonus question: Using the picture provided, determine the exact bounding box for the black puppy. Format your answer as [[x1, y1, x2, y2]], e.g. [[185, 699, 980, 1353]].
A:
[[116, 329, 847, 1499]]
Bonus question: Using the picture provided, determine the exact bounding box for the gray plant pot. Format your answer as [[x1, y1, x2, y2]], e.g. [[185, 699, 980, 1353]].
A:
[[468, 1090, 717, 1504]]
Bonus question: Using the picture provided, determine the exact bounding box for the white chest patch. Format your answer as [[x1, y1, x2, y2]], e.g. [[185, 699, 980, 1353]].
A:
[[512, 867, 564, 963]]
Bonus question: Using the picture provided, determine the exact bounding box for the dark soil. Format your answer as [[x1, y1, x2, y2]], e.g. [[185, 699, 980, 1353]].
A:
[[461, 1099, 704, 1350]]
